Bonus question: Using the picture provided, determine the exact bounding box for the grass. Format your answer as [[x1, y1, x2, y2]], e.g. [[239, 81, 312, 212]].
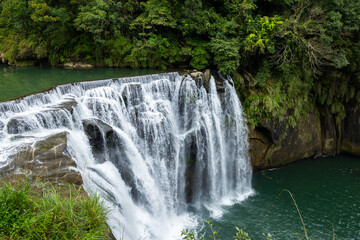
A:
[[0, 177, 114, 240]]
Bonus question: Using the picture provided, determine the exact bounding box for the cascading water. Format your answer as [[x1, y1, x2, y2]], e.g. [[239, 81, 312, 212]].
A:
[[0, 72, 253, 239]]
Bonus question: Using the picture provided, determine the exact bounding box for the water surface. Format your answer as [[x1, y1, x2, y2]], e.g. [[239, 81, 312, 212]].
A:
[[206, 155, 360, 240], [1, 66, 359, 239], [0, 64, 167, 102]]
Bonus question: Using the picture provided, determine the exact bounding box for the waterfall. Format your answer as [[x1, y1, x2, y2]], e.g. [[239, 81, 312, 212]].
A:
[[0, 72, 253, 239]]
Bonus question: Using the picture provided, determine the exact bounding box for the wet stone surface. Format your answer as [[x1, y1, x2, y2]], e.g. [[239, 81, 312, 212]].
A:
[[0, 132, 82, 185]]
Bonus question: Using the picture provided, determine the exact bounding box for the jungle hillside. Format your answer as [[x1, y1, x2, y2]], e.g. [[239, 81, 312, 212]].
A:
[[0, 0, 359, 126]]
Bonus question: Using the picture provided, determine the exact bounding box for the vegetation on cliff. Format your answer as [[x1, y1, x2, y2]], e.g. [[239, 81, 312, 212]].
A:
[[0, 0, 359, 126], [0, 177, 112, 239]]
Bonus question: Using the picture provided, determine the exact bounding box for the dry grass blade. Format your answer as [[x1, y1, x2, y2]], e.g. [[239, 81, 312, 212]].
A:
[[282, 189, 309, 240]]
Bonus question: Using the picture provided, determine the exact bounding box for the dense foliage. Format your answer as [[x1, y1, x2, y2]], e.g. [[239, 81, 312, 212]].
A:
[[0, 0, 359, 126], [0, 179, 111, 239]]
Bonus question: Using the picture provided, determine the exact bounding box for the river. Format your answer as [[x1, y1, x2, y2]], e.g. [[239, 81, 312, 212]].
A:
[[0, 65, 359, 239]]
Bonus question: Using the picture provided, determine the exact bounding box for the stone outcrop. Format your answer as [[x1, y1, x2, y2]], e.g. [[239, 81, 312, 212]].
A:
[[248, 102, 360, 170], [190, 71, 203, 79], [0, 132, 82, 185], [64, 62, 94, 69], [82, 118, 114, 156], [249, 110, 322, 170]]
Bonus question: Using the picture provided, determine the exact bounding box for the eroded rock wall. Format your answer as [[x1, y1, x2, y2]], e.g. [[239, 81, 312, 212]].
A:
[[249, 104, 360, 170]]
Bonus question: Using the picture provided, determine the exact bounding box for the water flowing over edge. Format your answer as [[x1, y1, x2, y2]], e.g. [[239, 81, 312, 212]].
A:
[[0, 72, 254, 240]]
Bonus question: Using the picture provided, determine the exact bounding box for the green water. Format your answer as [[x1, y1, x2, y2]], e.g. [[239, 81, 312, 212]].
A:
[[206, 155, 360, 240], [1, 66, 359, 239], [0, 64, 167, 102]]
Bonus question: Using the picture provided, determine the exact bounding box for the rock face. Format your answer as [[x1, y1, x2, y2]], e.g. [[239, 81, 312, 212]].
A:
[[341, 104, 360, 156], [248, 103, 360, 170], [320, 109, 338, 156], [249, 110, 322, 170], [0, 132, 82, 185]]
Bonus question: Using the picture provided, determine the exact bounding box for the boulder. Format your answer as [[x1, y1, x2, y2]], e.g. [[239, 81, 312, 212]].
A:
[[341, 104, 360, 156], [190, 71, 203, 80], [64, 62, 94, 69], [0, 132, 82, 185], [7, 117, 34, 134], [202, 69, 211, 91], [248, 110, 322, 169], [82, 119, 114, 155]]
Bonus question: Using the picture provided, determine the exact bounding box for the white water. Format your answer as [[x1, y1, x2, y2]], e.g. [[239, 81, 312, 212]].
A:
[[0, 72, 253, 239]]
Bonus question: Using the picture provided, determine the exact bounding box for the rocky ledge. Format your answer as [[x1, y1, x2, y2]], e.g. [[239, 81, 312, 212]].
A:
[[0, 132, 82, 185]]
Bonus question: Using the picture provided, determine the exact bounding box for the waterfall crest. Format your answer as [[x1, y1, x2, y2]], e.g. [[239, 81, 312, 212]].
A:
[[0, 72, 253, 240]]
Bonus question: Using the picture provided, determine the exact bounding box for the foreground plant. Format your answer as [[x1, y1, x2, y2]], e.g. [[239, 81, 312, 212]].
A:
[[182, 222, 276, 240], [0, 178, 112, 239], [182, 189, 336, 240]]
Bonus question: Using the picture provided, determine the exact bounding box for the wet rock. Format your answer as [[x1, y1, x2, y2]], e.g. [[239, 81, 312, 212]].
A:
[[0, 132, 82, 185], [121, 83, 143, 108], [82, 118, 148, 205], [341, 104, 360, 156], [82, 119, 114, 155], [6, 104, 75, 134], [202, 69, 211, 91], [203, 69, 211, 82], [184, 133, 198, 203], [7, 117, 35, 134], [249, 110, 322, 169], [64, 62, 94, 69], [0, 120, 4, 130], [49, 98, 78, 113], [211, 71, 227, 102]]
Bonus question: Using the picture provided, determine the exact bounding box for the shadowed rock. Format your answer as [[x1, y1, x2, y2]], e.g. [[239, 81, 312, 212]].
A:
[[341, 104, 360, 156], [82, 118, 114, 155]]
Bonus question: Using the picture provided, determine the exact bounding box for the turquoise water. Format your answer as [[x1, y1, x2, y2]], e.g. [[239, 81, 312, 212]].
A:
[[1, 66, 359, 239], [205, 155, 360, 240], [0, 64, 167, 102]]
